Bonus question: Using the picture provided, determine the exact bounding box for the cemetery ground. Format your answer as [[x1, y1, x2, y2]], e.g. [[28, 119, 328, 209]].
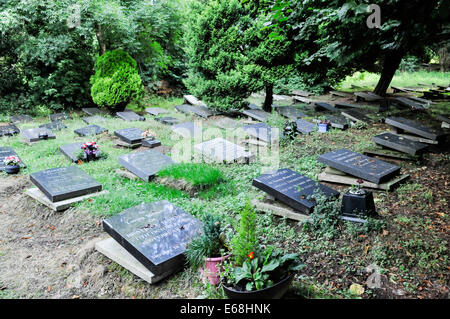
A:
[[0, 91, 449, 299]]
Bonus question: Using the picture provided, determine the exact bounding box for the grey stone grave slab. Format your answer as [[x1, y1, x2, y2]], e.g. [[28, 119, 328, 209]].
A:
[[385, 117, 445, 141], [242, 109, 271, 122], [21, 127, 56, 142], [293, 96, 313, 104], [172, 122, 201, 139], [341, 109, 371, 124], [276, 106, 307, 120], [10, 115, 33, 124], [243, 123, 281, 143], [82, 108, 103, 116], [391, 86, 409, 93], [175, 104, 213, 118], [184, 94, 206, 106], [313, 115, 348, 130], [0, 147, 26, 171], [334, 102, 362, 109], [114, 128, 144, 145], [74, 125, 108, 137], [82, 115, 107, 125], [194, 137, 252, 163], [102, 200, 202, 277], [252, 168, 339, 214], [50, 113, 72, 122], [30, 166, 102, 202], [354, 92, 382, 102], [117, 111, 145, 122], [295, 119, 317, 135], [317, 148, 400, 184], [330, 91, 352, 98], [315, 102, 338, 113], [142, 138, 162, 148], [393, 97, 427, 110], [39, 120, 67, 131], [118, 149, 174, 182], [292, 90, 311, 97], [59, 142, 84, 162], [372, 132, 427, 155], [154, 117, 180, 126], [0, 124, 20, 137], [247, 103, 262, 110], [214, 117, 240, 129], [145, 107, 169, 116]]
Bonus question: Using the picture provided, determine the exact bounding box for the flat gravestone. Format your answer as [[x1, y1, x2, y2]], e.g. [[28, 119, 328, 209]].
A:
[[0, 124, 20, 137], [21, 127, 56, 142], [0, 147, 26, 171], [145, 108, 169, 116], [252, 168, 339, 214], [118, 149, 174, 181], [436, 114, 449, 124], [175, 104, 213, 118], [276, 106, 307, 120], [393, 97, 426, 110], [142, 138, 162, 148], [318, 148, 400, 184], [293, 96, 313, 104], [292, 90, 311, 97], [59, 142, 84, 162], [354, 92, 383, 102], [74, 125, 108, 137], [334, 102, 361, 109], [30, 166, 102, 202], [114, 128, 144, 145], [82, 115, 107, 125], [295, 119, 317, 135], [313, 115, 348, 130], [39, 120, 67, 131], [341, 109, 371, 124], [214, 117, 240, 129], [184, 94, 206, 106], [372, 132, 428, 155], [247, 103, 262, 110], [82, 108, 103, 116], [117, 111, 145, 122], [172, 122, 201, 139], [50, 113, 72, 122], [315, 102, 338, 113], [385, 117, 445, 141], [154, 117, 180, 126], [194, 137, 252, 163], [10, 115, 33, 124], [242, 109, 271, 122], [102, 200, 202, 277], [243, 123, 281, 143]]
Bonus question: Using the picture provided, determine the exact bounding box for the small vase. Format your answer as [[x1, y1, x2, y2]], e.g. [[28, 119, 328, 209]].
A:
[[318, 123, 329, 133], [200, 254, 231, 285], [341, 190, 377, 222], [5, 165, 20, 174]]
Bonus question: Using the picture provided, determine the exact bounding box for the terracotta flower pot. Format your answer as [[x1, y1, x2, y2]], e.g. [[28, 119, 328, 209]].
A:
[[200, 254, 231, 285]]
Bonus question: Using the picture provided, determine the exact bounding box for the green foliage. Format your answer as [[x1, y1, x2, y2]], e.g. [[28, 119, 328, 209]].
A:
[[231, 201, 259, 266], [157, 163, 224, 187], [90, 49, 144, 110]]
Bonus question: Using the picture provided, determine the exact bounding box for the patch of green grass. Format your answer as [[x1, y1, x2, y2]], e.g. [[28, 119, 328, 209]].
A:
[[158, 163, 224, 186]]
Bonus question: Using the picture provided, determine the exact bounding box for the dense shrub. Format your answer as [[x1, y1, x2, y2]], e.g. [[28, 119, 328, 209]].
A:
[[90, 50, 144, 111]]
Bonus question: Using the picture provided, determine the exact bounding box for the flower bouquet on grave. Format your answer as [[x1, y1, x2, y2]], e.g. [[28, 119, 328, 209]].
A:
[[349, 179, 366, 195], [3, 155, 21, 174], [141, 129, 156, 140], [77, 142, 107, 163]]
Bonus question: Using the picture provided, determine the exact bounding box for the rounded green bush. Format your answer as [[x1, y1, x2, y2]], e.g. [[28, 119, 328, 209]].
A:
[[90, 49, 144, 111]]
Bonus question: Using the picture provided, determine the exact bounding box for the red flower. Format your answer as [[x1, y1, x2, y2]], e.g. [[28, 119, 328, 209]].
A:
[[357, 179, 364, 184], [248, 251, 254, 259]]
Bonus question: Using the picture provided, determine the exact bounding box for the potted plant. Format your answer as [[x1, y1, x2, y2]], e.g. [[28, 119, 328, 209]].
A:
[[3, 155, 21, 174], [341, 179, 377, 222], [76, 142, 107, 163], [185, 214, 231, 285], [220, 202, 304, 299], [317, 116, 330, 132]]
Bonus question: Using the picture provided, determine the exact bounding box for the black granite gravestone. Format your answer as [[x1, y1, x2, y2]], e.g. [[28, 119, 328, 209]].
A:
[[175, 104, 213, 118], [318, 148, 400, 184], [341, 109, 371, 124], [243, 123, 281, 143], [315, 102, 338, 113], [252, 168, 339, 214], [142, 138, 162, 148], [194, 137, 252, 163], [154, 117, 180, 126], [0, 147, 26, 171], [50, 113, 72, 122], [39, 120, 67, 131], [21, 127, 56, 142], [82, 108, 103, 116], [276, 106, 307, 120], [59, 142, 84, 162], [0, 124, 20, 137], [242, 109, 271, 122], [145, 108, 170, 116], [74, 125, 108, 137], [295, 119, 317, 135], [102, 201, 202, 276], [372, 132, 428, 155], [30, 166, 102, 202], [313, 115, 348, 130], [82, 115, 107, 125], [334, 102, 362, 109], [117, 111, 145, 122], [172, 122, 201, 139], [114, 128, 144, 145], [10, 115, 33, 124], [118, 149, 174, 181], [385, 117, 445, 141]]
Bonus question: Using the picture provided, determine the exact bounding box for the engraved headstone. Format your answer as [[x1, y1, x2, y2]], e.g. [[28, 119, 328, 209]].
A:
[[276, 106, 307, 120], [385, 117, 445, 141], [243, 123, 282, 143], [315, 102, 338, 113], [117, 111, 145, 122], [295, 119, 317, 135], [118, 149, 174, 181], [242, 109, 271, 122], [102, 200, 202, 276], [82, 115, 107, 125], [0, 147, 26, 171], [21, 127, 56, 142], [0, 124, 20, 137], [145, 108, 169, 116], [30, 166, 102, 202], [142, 138, 162, 148], [154, 117, 180, 126], [114, 128, 144, 145], [194, 137, 252, 163], [39, 120, 67, 131], [252, 168, 339, 214], [372, 133, 428, 155], [50, 113, 72, 122], [318, 148, 400, 184], [74, 125, 108, 137], [10, 115, 33, 124], [59, 142, 84, 162], [82, 108, 103, 116]]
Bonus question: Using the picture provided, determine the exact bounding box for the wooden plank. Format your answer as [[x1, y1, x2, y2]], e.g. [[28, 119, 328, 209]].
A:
[[251, 199, 312, 222], [318, 172, 409, 191]]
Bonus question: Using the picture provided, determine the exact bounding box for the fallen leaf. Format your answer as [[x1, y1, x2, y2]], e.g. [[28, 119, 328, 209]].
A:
[[364, 245, 371, 254]]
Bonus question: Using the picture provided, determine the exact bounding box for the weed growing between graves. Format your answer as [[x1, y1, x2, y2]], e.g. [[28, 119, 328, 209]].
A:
[[158, 163, 224, 187]]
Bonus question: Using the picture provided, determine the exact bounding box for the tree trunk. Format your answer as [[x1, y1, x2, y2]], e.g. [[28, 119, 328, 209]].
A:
[[95, 23, 106, 56], [374, 51, 404, 96], [263, 83, 273, 113]]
